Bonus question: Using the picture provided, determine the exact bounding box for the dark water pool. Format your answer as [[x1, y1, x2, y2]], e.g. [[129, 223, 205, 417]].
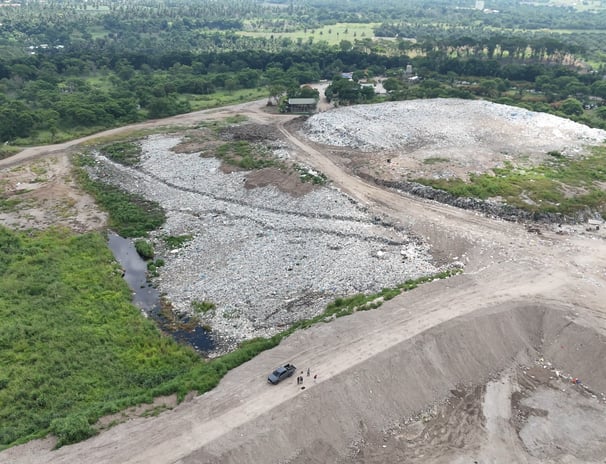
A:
[[107, 231, 214, 353]]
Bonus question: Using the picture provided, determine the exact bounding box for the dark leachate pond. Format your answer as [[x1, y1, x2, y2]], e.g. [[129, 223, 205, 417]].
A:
[[107, 231, 214, 354]]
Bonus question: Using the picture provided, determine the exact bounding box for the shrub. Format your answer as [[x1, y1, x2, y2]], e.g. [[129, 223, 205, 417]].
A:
[[192, 300, 216, 314], [50, 414, 95, 448], [163, 235, 192, 249], [101, 141, 142, 166], [134, 239, 154, 260]]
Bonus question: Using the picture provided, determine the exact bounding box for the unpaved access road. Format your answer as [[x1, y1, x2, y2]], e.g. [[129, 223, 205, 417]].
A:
[[1, 100, 606, 463]]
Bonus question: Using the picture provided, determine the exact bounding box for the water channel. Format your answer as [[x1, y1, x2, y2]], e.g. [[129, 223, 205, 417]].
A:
[[107, 231, 214, 354]]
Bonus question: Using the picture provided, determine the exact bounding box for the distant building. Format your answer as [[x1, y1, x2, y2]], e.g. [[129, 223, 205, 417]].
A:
[[475, 0, 484, 10], [287, 98, 317, 113], [341, 72, 353, 80]]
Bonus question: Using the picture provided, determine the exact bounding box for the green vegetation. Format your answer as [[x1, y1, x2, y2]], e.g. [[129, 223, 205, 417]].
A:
[[0, 197, 23, 213], [215, 141, 284, 170], [3, 0, 606, 451], [0, 223, 461, 450], [188, 88, 268, 111], [306, 269, 463, 322], [146, 258, 165, 277], [238, 22, 379, 46], [101, 142, 142, 167], [192, 300, 216, 315], [294, 164, 328, 185], [134, 239, 154, 260], [75, 155, 166, 238], [163, 234, 193, 249], [415, 147, 606, 218], [423, 157, 450, 165], [0, 146, 21, 161], [0, 226, 207, 449]]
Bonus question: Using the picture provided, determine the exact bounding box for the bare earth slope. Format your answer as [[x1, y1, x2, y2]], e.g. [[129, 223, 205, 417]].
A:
[[1, 99, 606, 463]]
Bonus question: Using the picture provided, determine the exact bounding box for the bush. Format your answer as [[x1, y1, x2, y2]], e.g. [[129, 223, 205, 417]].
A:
[[163, 235, 192, 249], [50, 414, 95, 448], [192, 300, 216, 314], [134, 239, 154, 260], [101, 141, 141, 166]]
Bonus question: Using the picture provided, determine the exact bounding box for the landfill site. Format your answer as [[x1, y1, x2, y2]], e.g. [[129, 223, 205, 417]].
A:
[[1, 98, 606, 463]]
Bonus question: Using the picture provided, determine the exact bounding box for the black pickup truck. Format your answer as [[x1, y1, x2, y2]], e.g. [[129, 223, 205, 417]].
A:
[[268, 363, 297, 384]]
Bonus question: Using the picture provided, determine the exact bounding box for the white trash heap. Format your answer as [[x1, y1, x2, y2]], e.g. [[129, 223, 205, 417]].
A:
[[304, 99, 606, 155], [89, 135, 441, 353]]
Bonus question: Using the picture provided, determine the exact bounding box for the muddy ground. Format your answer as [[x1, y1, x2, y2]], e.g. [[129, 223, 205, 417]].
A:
[[1, 99, 606, 463]]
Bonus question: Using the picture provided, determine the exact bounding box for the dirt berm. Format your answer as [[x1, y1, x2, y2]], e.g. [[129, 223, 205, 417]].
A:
[[182, 303, 606, 463]]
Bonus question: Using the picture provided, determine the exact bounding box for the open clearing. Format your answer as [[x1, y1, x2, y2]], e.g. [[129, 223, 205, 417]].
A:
[[1, 99, 606, 463]]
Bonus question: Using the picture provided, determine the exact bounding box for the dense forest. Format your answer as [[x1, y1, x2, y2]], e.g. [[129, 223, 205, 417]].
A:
[[0, 0, 605, 146]]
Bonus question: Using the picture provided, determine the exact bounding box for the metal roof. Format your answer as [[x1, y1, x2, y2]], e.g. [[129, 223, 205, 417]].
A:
[[288, 98, 317, 105]]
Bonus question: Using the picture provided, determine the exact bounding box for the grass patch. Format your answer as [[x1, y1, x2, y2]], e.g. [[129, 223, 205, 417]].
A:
[[423, 157, 450, 165], [215, 140, 283, 170], [223, 115, 248, 125], [0, 226, 207, 449], [0, 146, 21, 161], [146, 258, 164, 277], [74, 154, 166, 237], [414, 146, 606, 218], [187, 88, 267, 111], [0, 197, 22, 213], [238, 22, 378, 46], [192, 300, 216, 315], [134, 239, 154, 260], [294, 164, 327, 185], [163, 234, 193, 249], [101, 141, 142, 166]]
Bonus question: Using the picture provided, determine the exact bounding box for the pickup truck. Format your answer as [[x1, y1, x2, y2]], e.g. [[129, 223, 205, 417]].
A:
[[268, 363, 297, 384]]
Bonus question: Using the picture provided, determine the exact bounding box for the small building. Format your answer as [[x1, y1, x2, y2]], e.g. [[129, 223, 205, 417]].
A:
[[287, 98, 317, 113]]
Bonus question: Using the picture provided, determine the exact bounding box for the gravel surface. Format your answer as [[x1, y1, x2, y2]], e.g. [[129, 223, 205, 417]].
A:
[[304, 99, 606, 156], [89, 135, 441, 353]]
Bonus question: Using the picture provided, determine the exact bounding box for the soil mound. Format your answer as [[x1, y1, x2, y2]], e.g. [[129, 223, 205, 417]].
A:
[[190, 302, 606, 463]]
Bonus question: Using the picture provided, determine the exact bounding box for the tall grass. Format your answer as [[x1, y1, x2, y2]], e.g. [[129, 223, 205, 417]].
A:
[[74, 155, 165, 238]]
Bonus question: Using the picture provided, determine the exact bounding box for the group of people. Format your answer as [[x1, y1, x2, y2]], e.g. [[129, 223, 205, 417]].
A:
[[296, 368, 318, 385]]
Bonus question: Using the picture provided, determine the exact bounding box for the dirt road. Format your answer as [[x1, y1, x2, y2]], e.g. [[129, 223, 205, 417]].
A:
[[0, 99, 279, 170], [1, 100, 606, 463]]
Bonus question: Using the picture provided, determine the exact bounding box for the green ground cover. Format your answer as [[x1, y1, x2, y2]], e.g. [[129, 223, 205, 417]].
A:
[[187, 88, 268, 111], [238, 22, 378, 46], [415, 146, 606, 218], [215, 140, 284, 170], [0, 227, 207, 449], [74, 154, 165, 238]]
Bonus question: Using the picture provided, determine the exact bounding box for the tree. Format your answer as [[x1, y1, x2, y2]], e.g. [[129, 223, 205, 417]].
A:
[[339, 40, 353, 52], [267, 84, 286, 106], [595, 106, 606, 121], [560, 98, 583, 116], [591, 81, 606, 100], [382, 77, 401, 93]]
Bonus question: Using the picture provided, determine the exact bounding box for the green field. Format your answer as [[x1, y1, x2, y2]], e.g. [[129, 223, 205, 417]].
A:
[[238, 22, 379, 46], [187, 87, 268, 111]]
